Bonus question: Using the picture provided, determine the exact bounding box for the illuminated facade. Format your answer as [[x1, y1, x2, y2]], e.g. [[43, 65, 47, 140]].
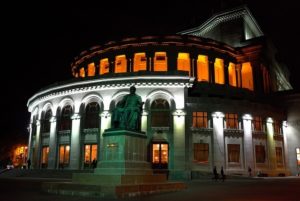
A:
[[27, 6, 299, 179]]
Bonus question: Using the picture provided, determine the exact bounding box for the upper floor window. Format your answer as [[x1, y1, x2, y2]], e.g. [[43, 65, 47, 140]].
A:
[[87, 63, 95, 77], [253, 116, 263, 131], [115, 55, 127, 73], [59, 105, 72, 131], [192, 112, 208, 128], [154, 52, 167, 72], [214, 58, 224, 84], [241, 62, 253, 91], [197, 55, 209, 82], [177, 53, 190, 75], [273, 120, 281, 135], [100, 58, 109, 75], [79, 67, 85, 77], [133, 53, 147, 72], [228, 62, 237, 87], [225, 113, 238, 129], [42, 109, 52, 133]]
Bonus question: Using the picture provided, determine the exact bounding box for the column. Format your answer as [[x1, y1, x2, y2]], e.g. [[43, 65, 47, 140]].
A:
[[27, 122, 33, 164], [170, 109, 188, 179], [99, 110, 111, 164], [208, 57, 215, 83], [47, 116, 58, 169], [146, 51, 154, 71], [141, 110, 148, 133], [94, 60, 100, 75], [243, 115, 254, 171], [224, 60, 230, 86], [212, 112, 225, 168], [190, 52, 198, 79], [236, 64, 242, 88], [33, 120, 41, 169], [266, 118, 276, 171], [69, 113, 81, 169], [167, 49, 177, 72], [126, 52, 133, 73]]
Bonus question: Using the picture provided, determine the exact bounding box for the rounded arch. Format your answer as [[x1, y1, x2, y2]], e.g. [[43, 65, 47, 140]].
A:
[[31, 107, 39, 123], [145, 89, 175, 111], [80, 93, 103, 114], [57, 97, 74, 116], [41, 102, 54, 119], [109, 90, 130, 110]]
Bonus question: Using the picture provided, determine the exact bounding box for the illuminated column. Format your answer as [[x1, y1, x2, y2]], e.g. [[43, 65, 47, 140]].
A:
[[69, 113, 81, 169], [27, 122, 33, 162], [224, 60, 229, 86], [191, 52, 198, 79], [266, 118, 276, 170], [94, 60, 100, 75], [146, 51, 154, 71], [208, 57, 215, 83], [170, 110, 187, 179], [243, 115, 254, 170], [126, 52, 133, 72], [33, 120, 41, 168], [236, 64, 242, 87], [212, 112, 225, 168], [47, 116, 57, 169], [141, 110, 148, 133], [99, 110, 111, 163], [282, 121, 288, 169]]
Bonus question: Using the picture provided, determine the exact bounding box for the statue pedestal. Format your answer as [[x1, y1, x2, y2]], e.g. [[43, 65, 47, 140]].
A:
[[43, 129, 186, 198]]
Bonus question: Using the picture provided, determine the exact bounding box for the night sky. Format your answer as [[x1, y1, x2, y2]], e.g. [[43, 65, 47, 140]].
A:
[[2, 1, 300, 151]]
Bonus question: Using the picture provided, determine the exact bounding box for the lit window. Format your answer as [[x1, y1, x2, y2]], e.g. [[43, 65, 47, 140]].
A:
[[241, 62, 253, 90], [228, 62, 237, 87], [296, 148, 300, 165], [59, 145, 70, 167], [225, 113, 238, 129], [177, 53, 190, 75], [41, 146, 49, 168], [214, 58, 224, 84], [192, 112, 208, 128], [87, 63, 95, 76], [84, 144, 98, 168], [255, 145, 265, 163], [154, 52, 167, 71], [253, 116, 263, 131], [79, 67, 85, 77], [194, 143, 209, 163], [273, 120, 281, 135], [133, 53, 147, 72], [100, 58, 109, 75], [152, 143, 168, 165], [197, 55, 209, 82], [151, 99, 170, 127], [276, 147, 283, 166], [115, 55, 127, 73], [228, 144, 240, 163]]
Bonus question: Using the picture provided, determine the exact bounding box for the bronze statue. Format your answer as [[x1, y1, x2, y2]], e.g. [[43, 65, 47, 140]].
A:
[[112, 86, 143, 131]]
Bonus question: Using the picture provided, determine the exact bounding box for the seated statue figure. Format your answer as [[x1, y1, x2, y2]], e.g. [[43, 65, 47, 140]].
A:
[[112, 86, 143, 131]]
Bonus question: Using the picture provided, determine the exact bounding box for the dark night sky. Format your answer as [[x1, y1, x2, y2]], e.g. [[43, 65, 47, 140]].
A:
[[2, 0, 300, 148]]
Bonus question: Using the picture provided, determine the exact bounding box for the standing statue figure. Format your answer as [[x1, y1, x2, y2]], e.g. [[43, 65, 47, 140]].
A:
[[112, 86, 143, 131]]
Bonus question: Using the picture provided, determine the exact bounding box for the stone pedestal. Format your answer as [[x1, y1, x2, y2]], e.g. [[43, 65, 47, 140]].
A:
[[43, 129, 186, 198]]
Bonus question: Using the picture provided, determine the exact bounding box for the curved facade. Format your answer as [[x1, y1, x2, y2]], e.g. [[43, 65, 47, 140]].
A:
[[27, 6, 299, 179]]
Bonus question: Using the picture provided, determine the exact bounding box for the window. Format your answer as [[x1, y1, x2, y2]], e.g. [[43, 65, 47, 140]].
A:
[[79, 67, 85, 77], [225, 113, 238, 129], [115, 55, 127, 73], [296, 148, 300, 166], [41, 146, 49, 168], [253, 116, 263, 131], [228, 144, 240, 163], [59, 145, 70, 167], [133, 53, 147, 72], [276, 147, 283, 166], [194, 143, 209, 163], [228, 62, 237, 87], [87, 63, 95, 76], [42, 109, 52, 133], [255, 145, 266, 163], [152, 143, 168, 169], [154, 52, 167, 71], [214, 58, 224, 84], [100, 58, 109, 75], [177, 53, 190, 75], [274, 120, 281, 134], [84, 102, 100, 129], [192, 112, 208, 128], [241, 62, 253, 91], [151, 99, 170, 127], [84, 144, 98, 168], [59, 105, 72, 131], [197, 55, 209, 82]]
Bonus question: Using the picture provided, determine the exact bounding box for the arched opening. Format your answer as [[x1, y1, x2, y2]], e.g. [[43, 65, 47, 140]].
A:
[[197, 55, 209, 82], [115, 55, 127, 73], [58, 105, 72, 131], [100, 58, 109, 75], [177, 52, 190, 75], [84, 102, 100, 129], [150, 99, 170, 127], [228, 62, 237, 87], [214, 58, 224, 84], [133, 52, 147, 72], [87, 63, 95, 77], [241, 62, 253, 90], [154, 52, 167, 71]]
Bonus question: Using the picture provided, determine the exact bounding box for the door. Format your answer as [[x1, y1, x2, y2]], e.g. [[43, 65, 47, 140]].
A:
[[152, 143, 168, 169]]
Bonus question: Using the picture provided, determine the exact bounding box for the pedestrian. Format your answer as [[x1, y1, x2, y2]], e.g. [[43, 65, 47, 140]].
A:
[[213, 166, 218, 181], [248, 166, 252, 177], [92, 159, 97, 169], [220, 166, 225, 182], [27, 159, 31, 169]]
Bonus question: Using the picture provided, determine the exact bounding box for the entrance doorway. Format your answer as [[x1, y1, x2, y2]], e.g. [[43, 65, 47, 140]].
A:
[[152, 143, 168, 169]]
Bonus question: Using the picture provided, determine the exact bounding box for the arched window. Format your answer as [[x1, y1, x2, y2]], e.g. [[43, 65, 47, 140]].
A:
[[151, 99, 170, 127], [214, 58, 224, 84], [241, 62, 253, 90], [79, 67, 85, 77], [42, 109, 52, 133], [59, 105, 72, 131], [133, 52, 147, 72], [197, 55, 209, 82], [84, 102, 100, 129], [177, 53, 190, 75], [228, 62, 237, 87]]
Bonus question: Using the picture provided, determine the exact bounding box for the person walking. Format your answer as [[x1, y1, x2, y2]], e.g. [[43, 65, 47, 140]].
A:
[[220, 166, 225, 182], [213, 166, 218, 181], [248, 166, 252, 177]]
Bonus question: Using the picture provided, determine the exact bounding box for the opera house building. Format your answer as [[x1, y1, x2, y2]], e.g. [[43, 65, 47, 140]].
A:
[[27, 6, 300, 179]]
